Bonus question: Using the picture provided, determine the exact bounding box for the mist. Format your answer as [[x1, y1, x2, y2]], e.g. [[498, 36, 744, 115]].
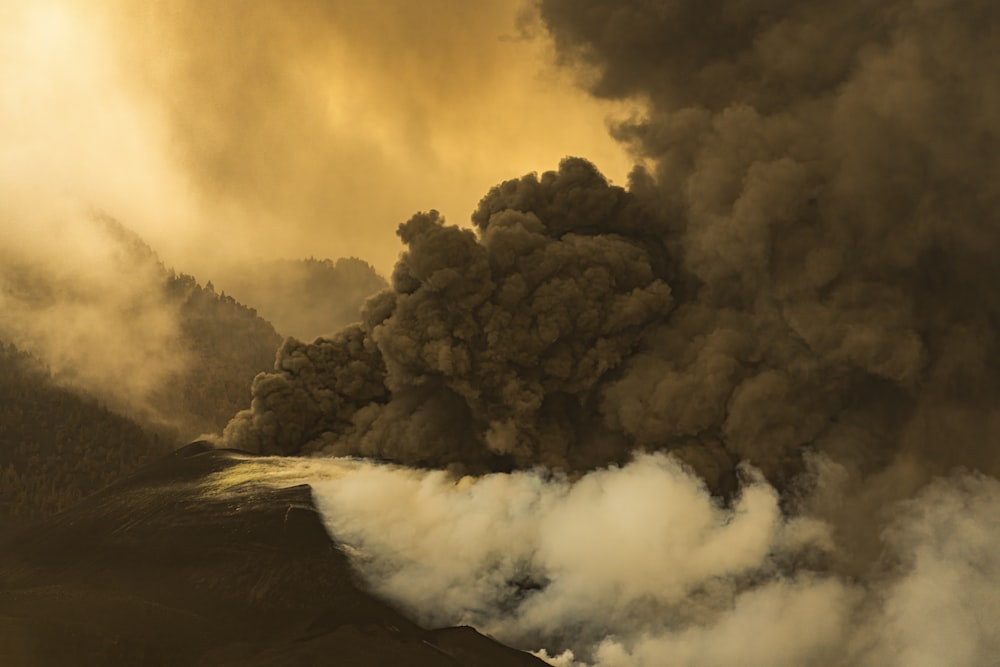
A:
[[0, 214, 186, 421], [0, 2, 195, 418], [212, 257, 387, 341], [3, 0, 635, 278]]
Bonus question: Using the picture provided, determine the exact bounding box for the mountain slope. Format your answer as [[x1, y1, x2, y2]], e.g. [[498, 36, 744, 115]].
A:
[[0, 215, 283, 439]]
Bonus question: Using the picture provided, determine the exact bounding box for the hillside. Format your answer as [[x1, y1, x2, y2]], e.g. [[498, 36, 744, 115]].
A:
[[164, 271, 282, 435], [0, 215, 284, 436], [0, 273, 284, 525]]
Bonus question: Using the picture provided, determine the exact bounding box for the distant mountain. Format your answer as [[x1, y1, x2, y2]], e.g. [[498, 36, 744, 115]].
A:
[[215, 257, 388, 341], [95, 217, 287, 434], [0, 444, 546, 667], [164, 271, 282, 435]]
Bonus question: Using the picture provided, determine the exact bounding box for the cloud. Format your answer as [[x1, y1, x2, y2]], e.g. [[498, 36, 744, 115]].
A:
[[101, 0, 637, 276]]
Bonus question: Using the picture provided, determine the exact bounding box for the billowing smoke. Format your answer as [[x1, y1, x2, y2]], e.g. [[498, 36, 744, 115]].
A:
[[209, 452, 1000, 665], [216, 0, 1000, 661], [313, 458, 1000, 666], [224, 0, 1000, 497], [224, 164, 684, 474]]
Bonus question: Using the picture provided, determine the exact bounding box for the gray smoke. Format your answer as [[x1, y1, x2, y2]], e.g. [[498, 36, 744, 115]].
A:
[[224, 168, 681, 475], [210, 1, 1000, 662], [540, 0, 1000, 484], [224, 0, 1000, 502]]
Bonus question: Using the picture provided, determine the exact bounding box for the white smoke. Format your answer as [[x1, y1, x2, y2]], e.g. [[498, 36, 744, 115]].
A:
[[208, 453, 1000, 666]]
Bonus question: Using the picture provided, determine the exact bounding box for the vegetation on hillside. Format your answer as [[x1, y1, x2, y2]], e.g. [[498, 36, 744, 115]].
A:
[[165, 271, 282, 434], [0, 342, 171, 523]]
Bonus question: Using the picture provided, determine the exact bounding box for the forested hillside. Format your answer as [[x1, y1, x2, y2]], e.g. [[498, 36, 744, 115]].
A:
[[0, 217, 285, 525], [0, 271, 287, 526], [0, 343, 170, 524], [166, 271, 282, 434], [0, 217, 396, 526]]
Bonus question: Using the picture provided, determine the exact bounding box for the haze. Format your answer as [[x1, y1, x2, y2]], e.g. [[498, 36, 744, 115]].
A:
[[2, 0, 637, 278]]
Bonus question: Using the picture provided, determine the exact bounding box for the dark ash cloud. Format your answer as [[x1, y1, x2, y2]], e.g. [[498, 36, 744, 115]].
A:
[[144, 0, 1000, 662], [225, 159, 679, 474], [225, 0, 1000, 505]]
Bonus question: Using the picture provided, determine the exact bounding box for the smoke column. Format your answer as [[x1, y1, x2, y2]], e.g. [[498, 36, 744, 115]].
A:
[[212, 0, 1000, 662]]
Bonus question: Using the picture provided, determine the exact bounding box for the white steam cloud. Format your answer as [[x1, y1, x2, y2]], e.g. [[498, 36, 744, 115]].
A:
[[211, 454, 1000, 666]]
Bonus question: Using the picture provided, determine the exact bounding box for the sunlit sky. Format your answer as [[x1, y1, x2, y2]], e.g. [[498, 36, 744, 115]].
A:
[[2, 0, 640, 277]]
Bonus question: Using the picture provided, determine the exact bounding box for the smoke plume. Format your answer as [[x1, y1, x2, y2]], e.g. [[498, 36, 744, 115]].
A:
[[224, 0, 1000, 497], [217, 1, 1000, 660], [8, 0, 997, 662]]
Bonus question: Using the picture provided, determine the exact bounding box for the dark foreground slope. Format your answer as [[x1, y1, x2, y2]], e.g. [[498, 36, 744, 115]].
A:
[[0, 443, 544, 667]]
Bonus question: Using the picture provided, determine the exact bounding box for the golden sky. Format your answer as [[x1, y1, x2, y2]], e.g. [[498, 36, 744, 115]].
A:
[[2, 0, 640, 277]]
